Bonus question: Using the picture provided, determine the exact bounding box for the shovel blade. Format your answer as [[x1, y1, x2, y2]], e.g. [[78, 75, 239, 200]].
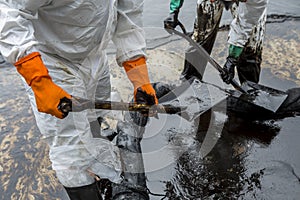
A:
[[165, 28, 288, 113], [237, 81, 288, 113], [158, 78, 227, 121]]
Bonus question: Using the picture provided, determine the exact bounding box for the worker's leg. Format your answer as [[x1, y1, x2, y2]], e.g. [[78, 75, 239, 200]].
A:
[[181, 0, 223, 81], [87, 52, 149, 199], [234, 2, 267, 84], [22, 52, 122, 199], [64, 181, 103, 200], [237, 48, 262, 84], [111, 108, 149, 200]]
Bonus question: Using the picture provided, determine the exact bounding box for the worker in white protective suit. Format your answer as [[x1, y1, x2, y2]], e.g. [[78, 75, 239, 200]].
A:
[[0, 0, 158, 199], [164, 0, 268, 84]]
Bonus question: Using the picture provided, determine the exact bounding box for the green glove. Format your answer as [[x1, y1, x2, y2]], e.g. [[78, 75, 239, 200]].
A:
[[170, 0, 184, 13], [220, 45, 244, 84], [164, 11, 179, 29], [164, 0, 184, 29], [228, 44, 243, 59]]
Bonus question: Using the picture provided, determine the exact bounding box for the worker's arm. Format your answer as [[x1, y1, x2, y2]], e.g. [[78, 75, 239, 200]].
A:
[[112, 0, 158, 105], [221, 0, 268, 84], [0, 1, 51, 62], [228, 0, 268, 47], [164, 0, 185, 29], [14, 52, 71, 119], [170, 0, 184, 13], [0, 1, 72, 119]]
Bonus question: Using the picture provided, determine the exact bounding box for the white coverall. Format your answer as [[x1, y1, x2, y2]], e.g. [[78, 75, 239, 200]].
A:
[[175, 0, 268, 83], [227, 0, 268, 52], [191, 0, 268, 52], [0, 0, 146, 187]]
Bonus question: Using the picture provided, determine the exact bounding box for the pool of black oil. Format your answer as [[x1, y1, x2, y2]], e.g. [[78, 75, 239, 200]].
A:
[[144, 107, 300, 200], [140, 21, 300, 200], [142, 79, 300, 200]]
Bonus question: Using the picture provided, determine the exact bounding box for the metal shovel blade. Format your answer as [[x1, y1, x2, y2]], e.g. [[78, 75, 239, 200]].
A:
[[166, 28, 288, 113], [238, 81, 288, 112], [158, 78, 227, 121]]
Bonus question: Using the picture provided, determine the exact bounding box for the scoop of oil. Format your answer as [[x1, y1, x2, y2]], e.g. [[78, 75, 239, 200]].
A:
[[239, 82, 288, 113]]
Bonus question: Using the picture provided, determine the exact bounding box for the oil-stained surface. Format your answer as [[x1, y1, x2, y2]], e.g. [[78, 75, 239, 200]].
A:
[[1, 5, 300, 200], [0, 69, 69, 199], [142, 20, 300, 199]]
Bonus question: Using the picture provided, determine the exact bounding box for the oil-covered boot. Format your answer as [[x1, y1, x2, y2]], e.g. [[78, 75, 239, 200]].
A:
[[64, 181, 103, 200]]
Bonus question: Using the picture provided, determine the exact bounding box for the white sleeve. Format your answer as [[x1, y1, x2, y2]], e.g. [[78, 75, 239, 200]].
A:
[[0, 0, 51, 63], [112, 0, 147, 66], [228, 0, 268, 47]]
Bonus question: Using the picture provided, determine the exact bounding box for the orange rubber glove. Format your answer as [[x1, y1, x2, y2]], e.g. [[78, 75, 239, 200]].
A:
[[14, 52, 71, 119], [123, 56, 158, 105]]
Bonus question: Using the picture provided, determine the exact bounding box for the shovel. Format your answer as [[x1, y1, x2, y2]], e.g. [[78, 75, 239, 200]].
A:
[[57, 96, 188, 118], [165, 27, 288, 113]]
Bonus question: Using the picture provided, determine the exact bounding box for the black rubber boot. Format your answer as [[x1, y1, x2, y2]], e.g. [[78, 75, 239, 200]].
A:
[[113, 120, 149, 200], [64, 181, 103, 200], [112, 181, 149, 200]]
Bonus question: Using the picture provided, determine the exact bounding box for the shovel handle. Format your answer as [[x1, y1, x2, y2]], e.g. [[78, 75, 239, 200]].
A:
[[211, 59, 247, 93], [58, 96, 185, 116], [165, 27, 247, 94], [229, 79, 247, 93]]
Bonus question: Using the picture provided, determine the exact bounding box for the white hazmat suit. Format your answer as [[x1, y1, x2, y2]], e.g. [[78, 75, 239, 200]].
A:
[[0, 0, 147, 188]]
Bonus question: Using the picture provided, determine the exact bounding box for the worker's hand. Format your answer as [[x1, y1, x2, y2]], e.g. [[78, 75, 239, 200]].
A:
[[221, 44, 244, 84], [31, 77, 71, 119], [135, 84, 158, 105], [164, 11, 179, 29], [220, 56, 237, 84], [123, 56, 158, 106], [14, 52, 71, 119]]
